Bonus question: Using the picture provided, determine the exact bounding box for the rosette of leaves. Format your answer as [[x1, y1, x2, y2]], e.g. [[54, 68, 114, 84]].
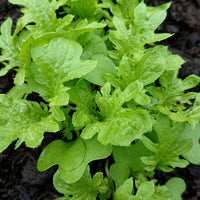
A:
[[0, 0, 200, 199]]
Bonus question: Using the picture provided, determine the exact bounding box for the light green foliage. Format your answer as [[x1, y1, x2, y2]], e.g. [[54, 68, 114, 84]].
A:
[[0, 18, 21, 76], [53, 166, 111, 200], [6, 84, 31, 100], [161, 94, 200, 129], [148, 70, 200, 128], [114, 177, 185, 200], [0, 95, 59, 152], [131, 46, 184, 85], [81, 34, 108, 60], [37, 139, 85, 172], [109, 2, 171, 61], [141, 115, 192, 172], [165, 178, 186, 200], [67, 79, 97, 129], [0, 0, 200, 199], [106, 45, 184, 89], [9, 0, 73, 37], [37, 136, 112, 183], [81, 82, 152, 145], [82, 34, 116, 86], [110, 141, 153, 188], [180, 124, 200, 164], [85, 54, 116, 86], [62, 0, 109, 21], [29, 37, 96, 103], [111, 0, 139, 21], [63, 20, 105, 42], [0, 18, 33, 85], [28, 37, 96, 120], [114, 178, 172, 200]]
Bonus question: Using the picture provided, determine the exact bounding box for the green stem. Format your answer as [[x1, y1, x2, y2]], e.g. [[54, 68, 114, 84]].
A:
[[67, 104, 76, 111]]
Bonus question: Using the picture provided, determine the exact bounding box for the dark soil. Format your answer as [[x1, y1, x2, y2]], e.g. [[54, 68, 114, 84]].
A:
[[0, 0, 200, 199]]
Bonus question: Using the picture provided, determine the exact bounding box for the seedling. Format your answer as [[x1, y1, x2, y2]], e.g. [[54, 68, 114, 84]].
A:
[[1, 0, 200, 199]]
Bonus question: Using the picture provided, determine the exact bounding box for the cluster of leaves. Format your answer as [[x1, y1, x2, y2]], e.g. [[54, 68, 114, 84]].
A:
[[1, 0, 200, 199]]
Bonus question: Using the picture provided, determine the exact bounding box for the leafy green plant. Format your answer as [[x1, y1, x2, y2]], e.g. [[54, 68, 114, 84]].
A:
[[1, 0, 200, 199]]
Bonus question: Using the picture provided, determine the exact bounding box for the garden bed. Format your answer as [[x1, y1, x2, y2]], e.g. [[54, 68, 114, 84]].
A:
[[0, 0, 200, 199]]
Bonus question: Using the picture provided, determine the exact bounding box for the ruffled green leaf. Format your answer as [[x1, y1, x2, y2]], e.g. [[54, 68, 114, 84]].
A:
[[9, 0, 73, 37], [62, 0, 109, 21], [6, 83, 31, 100], [81, 82, 152, 146], [141, 114, 192, 172], [68, 79, 97, 129], [0, 18, 32, 85], [131, 46, 184, 86], [53, 166, 111, 200], [28, 37, 97, 120], [63, 20, 106, 42], [148, 70, 200, 127], [111, 0, 139, 21], [0, 18, 21, 76], [114, 178, 171, 200], [114, 178, 135, 200], [0, 95, 59, 152], [161, 94, 200, 129], [109, 2, 172, 61], [106, 46, 183, 89]]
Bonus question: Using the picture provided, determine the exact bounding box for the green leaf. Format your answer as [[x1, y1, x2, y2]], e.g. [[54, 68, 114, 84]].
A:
[[152, 71, 200, 105], [63, 20, 106, 42], [113, 0, 139, 21], [0, 18, 24, 80], [7, 84, 31, 99], [161, 94, 200, 129], [114, 178, 135, 200], [180, 123, 200, 165], [53, 166, 111, 200], [84, 54, 116, 86], [37, 136, 112, 183], [37, 139, 85, 172], [59, 137, 112, 183], [165, 178, 186, 200], [106, 46, 183, 89], [141, 114, 192, 172], [109, 2, 172, 61], [28, 37, 97, 119], [0, 95, 59, 152], [63, 0, 107, 20], [148, 70, 200, 127], [81, 83, 152, 146], [29, 37, 96, 102], [114, 178, 171, 200], [0, 18, 40, 85], [110, 141, 152, 188], [68, 79, 97, 129], [81, 34, 108, 60], [110, 163, 130, 189], [132, 46, 184, 86], [81, 109, 151, 146], [9, 0, 73, 37]]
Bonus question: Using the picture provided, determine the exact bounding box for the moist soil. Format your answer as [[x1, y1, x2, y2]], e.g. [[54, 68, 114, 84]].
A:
[[0, 0, 200, 199]]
